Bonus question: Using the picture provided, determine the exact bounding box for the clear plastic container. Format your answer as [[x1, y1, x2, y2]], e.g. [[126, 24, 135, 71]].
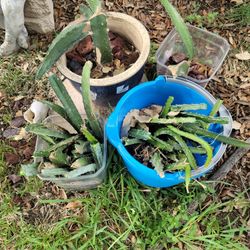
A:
[[34, 115, 108, 191], [156, 24, 230, 87]]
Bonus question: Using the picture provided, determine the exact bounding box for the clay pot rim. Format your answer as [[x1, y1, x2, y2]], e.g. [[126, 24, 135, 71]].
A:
[[56, 12, 150, 87]]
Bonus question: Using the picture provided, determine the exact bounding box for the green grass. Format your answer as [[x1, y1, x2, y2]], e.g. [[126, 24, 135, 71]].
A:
[[226, 3, 250, 26], [0, 154, 249, 249], [186, 12, 218, 27]]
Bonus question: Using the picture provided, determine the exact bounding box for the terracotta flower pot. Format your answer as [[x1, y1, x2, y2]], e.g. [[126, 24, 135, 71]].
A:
[[57, 12, 150, 108]]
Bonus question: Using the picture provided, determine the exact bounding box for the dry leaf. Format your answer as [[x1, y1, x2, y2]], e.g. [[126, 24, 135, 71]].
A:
[[232, 121, 241, 130], [59, 189, 67, 200], [121, 109, 139, 137], [240, 83, 250, 89], [235, 51, 250, 61], [15, 110, 23, 117], [102, 66, 112, 73], [231, 0, 243, 4], [13, 128, 27, 140], [168, 60, 190, 78], [14, 96, 25, 101], [65, 201, 82, 210], [141, 105, 162, 117]]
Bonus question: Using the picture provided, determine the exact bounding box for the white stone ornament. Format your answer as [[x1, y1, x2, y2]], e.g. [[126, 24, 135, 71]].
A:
[[0, 0, 54, 56]]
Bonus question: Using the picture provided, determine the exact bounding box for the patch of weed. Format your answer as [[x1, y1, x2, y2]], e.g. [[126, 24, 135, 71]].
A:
[[226, 3, 250, 26]]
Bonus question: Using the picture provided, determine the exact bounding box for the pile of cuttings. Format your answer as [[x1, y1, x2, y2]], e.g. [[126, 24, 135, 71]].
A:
[[24, 123, 103, 179], [122, 97, 249, 191], [21, 62, 104, 180]]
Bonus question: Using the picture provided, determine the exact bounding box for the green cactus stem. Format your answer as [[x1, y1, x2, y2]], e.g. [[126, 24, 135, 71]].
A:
[[183, 125, 250, 148], [36, 22, 89, 79], [90, 14, 112, 64], [167, 125, 213, 168], [161, 96, 174, 118], [81, 61, 103, 139]]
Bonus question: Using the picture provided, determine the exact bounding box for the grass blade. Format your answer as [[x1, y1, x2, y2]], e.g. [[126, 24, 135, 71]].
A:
[[185, 164, 191, 193]]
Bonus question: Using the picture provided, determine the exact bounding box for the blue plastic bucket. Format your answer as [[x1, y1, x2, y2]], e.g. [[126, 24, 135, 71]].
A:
[[106, 76, 232, 188]]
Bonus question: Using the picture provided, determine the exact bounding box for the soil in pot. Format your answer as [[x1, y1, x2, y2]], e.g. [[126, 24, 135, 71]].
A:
[[66, 31, 140, 79], [166, 52, 213, 81]]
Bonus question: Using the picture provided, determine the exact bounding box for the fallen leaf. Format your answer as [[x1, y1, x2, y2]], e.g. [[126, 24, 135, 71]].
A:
[[231, 0, 243, 4], [240, 83, 250, 89], [141, 105, 162, 117], [15, 110, 23, 117], [170, 52, 187, 64], [13, 128, 27, 141], [22, 147, 34, 160], [102, 66, 112, 74], [22, 62, 29, 72], [8, 174, 22, 184], [235, 51, 250, 61], [3, 128, 20, 139], [5, 153, 20, 165], [168, 60, 190, 78], [232, 121, 241, 130], [65, 201, 82, 210], [10, 116, 26, 128], [14, 96, 25, 101], [121, 109, 139, 137], [59, 189, 67, 200]]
